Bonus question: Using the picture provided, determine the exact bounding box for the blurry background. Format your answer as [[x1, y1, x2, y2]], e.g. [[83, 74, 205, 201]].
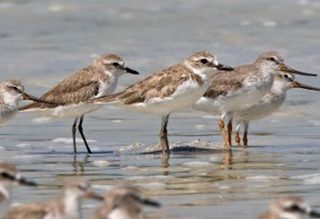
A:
[[0, 0, 320, 218]]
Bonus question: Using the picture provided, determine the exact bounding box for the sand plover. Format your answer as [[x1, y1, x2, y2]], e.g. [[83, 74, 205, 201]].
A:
[[19, 54, 139, 154], [0, 162, 37, 217], [233, 73, 320, 146], [3, 177, 103, 219], [193, 51, 317, 148], [258, 196, 320, 219], [88, 51, 233, 154], [0, 80, 53, 126], [92, 186, 160, 219]]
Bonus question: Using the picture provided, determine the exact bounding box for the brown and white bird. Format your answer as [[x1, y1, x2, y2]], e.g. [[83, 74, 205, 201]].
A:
[[0, 80, 50, 125], [258, 196, 320, 219], [92, 186, 160, 219], [192, 51, 317, 148], [3, 177, 103, 219], [19, 54, 139, 154], [233, 73, 320, 146], [87, 51, 233, 154], [0, 162, 37, 218]]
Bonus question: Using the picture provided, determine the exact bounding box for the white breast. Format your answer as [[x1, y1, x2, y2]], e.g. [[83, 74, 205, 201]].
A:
[[235, 91, 286, 122], [108, 208, 143, 219]]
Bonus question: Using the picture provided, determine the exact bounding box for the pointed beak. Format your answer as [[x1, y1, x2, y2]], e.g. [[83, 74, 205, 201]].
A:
[[1, 172, 38, 187], [124, 67, 140, 75], [84, 190, 104, 201], [279, 64, 317, 76], [291, 81, 320, 91], [309, 210, 320, 218], [15, 176, 38, 187], [131, 195, 161, 208], [140, 198, 161, 208], [214, 63, 234, 71]]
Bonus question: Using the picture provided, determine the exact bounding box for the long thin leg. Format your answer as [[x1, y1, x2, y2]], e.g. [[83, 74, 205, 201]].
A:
[[227, 117, 233, 146], [218, 113, 230, 148], [159, 114, 170, 154], [72, 118, 78, 154], [78, 115, 92, 154], [235, 123, 241, 146], [243, 121, 249, 146]]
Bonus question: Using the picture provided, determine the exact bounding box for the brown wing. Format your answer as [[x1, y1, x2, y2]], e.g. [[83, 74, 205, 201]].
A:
[[3, 204, 47, 219], [204, 64, 255, 99], [91, 64, 199, 105], [19, 66, 100, 111]]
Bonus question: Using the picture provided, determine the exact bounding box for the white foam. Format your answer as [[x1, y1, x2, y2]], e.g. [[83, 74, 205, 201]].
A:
[[291, 173, 320, 185], [32, 117, 52, 124], [91, 160, 111, 167], [141, 182, 166, 190], [15, 143, 31, 148], [52, 138, 97, 144], [246, 175, 279, 182], [183, 161, 212, 167]]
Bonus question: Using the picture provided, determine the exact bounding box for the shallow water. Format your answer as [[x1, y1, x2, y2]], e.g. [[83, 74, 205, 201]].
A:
[[0, 0, 320, 218]]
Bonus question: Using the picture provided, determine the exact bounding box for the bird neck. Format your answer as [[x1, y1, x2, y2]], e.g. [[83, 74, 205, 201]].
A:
[[62, 190, 82, 219]]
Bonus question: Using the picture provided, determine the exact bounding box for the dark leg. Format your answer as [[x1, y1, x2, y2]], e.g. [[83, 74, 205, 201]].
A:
[[159, 114, 170, 154], [243, 121, 249, 146], [218, 119, 230, 148], [72, 118, 78, 154], [227, 118, 233, 146], [78, 115, 92, 154], [235, 123, 241, 146]]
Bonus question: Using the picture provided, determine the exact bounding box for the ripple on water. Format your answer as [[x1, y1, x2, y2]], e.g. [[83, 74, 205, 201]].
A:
[[291, 173, 320, 185]]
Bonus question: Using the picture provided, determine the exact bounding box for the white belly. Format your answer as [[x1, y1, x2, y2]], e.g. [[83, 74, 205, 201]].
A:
[[118, 79, 209, 115], [36, 103, 102, 118], [235, 93, 285, 122]]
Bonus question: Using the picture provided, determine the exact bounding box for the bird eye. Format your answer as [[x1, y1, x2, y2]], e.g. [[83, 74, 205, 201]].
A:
[[284, 74, 289, 78], [200, 59, 208, 64], [9, 86, 21, 92], [267, 57, 276, 62]]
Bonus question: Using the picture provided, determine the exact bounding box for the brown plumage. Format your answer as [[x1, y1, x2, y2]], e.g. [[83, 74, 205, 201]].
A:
[[3, 204, 47, 219], [91, 63, 203, 105], [88, 51, 233, 155], [3, 177, 103, 219], [18, 54, 139, 154], [258, 196, 320, 219], [19, 66, 105, 111]]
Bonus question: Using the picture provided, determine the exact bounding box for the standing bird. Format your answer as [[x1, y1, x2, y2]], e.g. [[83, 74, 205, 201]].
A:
[[192, 51, 317, 148], [0, 80, 51, 125], [92, 186, 160, 219], [87, 51, 233, 154], [3, 177, 103, 219], [19, 54, 139, 154], [0, 162, 37, 218], [258, 196, 320, 219], [233, 73, 320, 146]]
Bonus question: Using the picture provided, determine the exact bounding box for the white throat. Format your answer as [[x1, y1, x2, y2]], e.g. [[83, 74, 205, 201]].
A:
[[184, 62, 209, 81], [2, 92, 20, 107], [63, 191, 82, 219]]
